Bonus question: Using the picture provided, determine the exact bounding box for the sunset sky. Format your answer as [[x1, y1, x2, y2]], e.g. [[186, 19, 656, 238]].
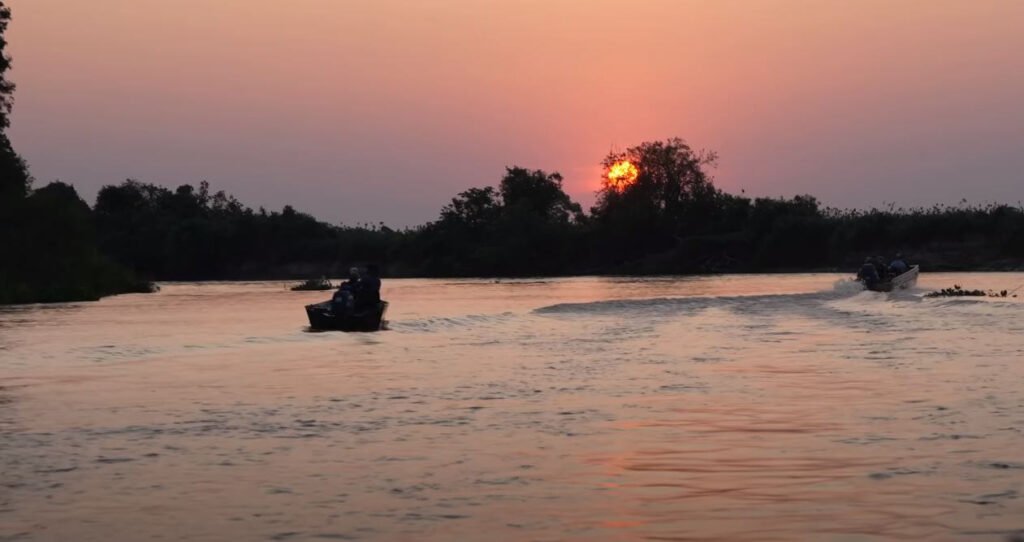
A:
[[7, 0, 1024, 226]]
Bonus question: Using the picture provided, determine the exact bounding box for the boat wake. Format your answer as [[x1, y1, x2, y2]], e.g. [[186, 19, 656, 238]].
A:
[[389, 312, 518, 333], [535, 291, 838, 317], [833, 277, 866, 295]]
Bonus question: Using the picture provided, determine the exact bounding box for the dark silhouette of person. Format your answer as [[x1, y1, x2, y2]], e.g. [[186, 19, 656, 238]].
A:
[[332, 267, 360, 314], [873, 256, 889, 280], [858, 257, 880, 287], [354, 264, 381, 311], [889, 253, 909, 275]]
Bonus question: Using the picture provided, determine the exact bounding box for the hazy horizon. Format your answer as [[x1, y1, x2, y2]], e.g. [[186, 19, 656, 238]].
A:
[[7, 0, 1024, 226]]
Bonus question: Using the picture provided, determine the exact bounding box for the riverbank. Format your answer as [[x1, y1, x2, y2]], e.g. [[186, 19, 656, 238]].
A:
[[0, 270, 156, 305], [6, 256, 1023, 306]]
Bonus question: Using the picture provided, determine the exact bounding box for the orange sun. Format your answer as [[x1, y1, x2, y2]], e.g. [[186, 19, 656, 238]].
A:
[[605, 160, 639, 191]]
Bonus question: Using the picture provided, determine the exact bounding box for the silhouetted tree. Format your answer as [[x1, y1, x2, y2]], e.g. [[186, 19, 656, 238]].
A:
[[407, 167, 588, 276], [591, 138, 721, 264], [748, 195, 831, 268], [0, 1, 30, 202], [595, 139, 718, 218], [90, 179, 398, 281], [499, 167, 583, 224], [440, 187, 501, 229]]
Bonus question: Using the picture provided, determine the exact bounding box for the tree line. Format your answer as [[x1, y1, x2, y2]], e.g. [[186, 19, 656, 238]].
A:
[[2, 1, 1023, 304], [0, 2, 148, 303], [6, 137, 1023, 303]]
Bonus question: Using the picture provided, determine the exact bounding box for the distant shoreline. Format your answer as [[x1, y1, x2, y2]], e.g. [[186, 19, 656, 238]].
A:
[[6, 158, 1023, 305], [9, 266, 1024, 307]]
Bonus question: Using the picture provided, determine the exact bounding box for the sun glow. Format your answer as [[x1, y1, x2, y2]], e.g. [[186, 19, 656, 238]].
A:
[[606, 160, 639, 191]]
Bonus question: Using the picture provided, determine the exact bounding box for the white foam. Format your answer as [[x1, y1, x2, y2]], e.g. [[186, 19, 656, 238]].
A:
[[832, 278, 866, 296]]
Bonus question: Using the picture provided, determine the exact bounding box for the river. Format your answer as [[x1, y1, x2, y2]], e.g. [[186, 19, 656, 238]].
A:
[[2, 274, 1024, 541]]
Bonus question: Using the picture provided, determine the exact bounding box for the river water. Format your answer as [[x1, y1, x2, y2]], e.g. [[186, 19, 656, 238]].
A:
[[2, 274, 1024, 541]]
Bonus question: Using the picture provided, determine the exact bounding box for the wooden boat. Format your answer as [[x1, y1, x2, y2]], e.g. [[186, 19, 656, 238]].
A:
[[291, 278, 333, 291], [305, 300, 388, 331], [864, 265, 919, 292]]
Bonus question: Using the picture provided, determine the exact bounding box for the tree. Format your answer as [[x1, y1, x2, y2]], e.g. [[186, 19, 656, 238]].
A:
[[439, 186, 501, 229], [0, 1, 29, 201], [594, 138, 718, 219], [590, 138, 721, 261], [0, 1, 13, 131], [498, 167, 582, 224]]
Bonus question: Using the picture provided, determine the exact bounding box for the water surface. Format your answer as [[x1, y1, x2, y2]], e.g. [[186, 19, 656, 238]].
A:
[[2, 274, 1024, 541]]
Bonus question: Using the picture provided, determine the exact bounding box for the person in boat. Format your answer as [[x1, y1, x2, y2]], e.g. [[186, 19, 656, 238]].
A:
[[858, 257, 880, 287], [889, 253, 909, 275], [872, 256, 889, 280], [353, 264, 382, 312], [332, 267, 361, 314]]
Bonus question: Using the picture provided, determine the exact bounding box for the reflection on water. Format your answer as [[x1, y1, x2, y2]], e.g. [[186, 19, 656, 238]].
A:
[[2, 273, 1024, 541]]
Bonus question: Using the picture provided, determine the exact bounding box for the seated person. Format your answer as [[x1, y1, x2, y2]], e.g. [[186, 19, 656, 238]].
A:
[[889, 254, 909, 275], [354, 264, 382, 311], [873, 256, 889, 280], [858, 257, 880, 287], [331, 267, 361, 314]]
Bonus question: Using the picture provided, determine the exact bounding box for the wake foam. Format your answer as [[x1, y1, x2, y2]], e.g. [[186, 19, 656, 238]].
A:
[[833, 278, 866, 295], [535, 292, 835, 317], [389, 312, 516, 333]]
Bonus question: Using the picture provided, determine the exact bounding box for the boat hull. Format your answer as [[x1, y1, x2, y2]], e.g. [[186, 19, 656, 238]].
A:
[[305, 301, 388, 332], [864, 265, 919, 292]]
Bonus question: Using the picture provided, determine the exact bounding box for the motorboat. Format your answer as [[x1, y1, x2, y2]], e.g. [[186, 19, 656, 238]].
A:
[[863, 265, 919, 292], [305, 300, 388, 331]]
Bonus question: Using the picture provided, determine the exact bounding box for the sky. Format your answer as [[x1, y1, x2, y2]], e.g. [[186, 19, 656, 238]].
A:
[[7, 0, 1024, 226]]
